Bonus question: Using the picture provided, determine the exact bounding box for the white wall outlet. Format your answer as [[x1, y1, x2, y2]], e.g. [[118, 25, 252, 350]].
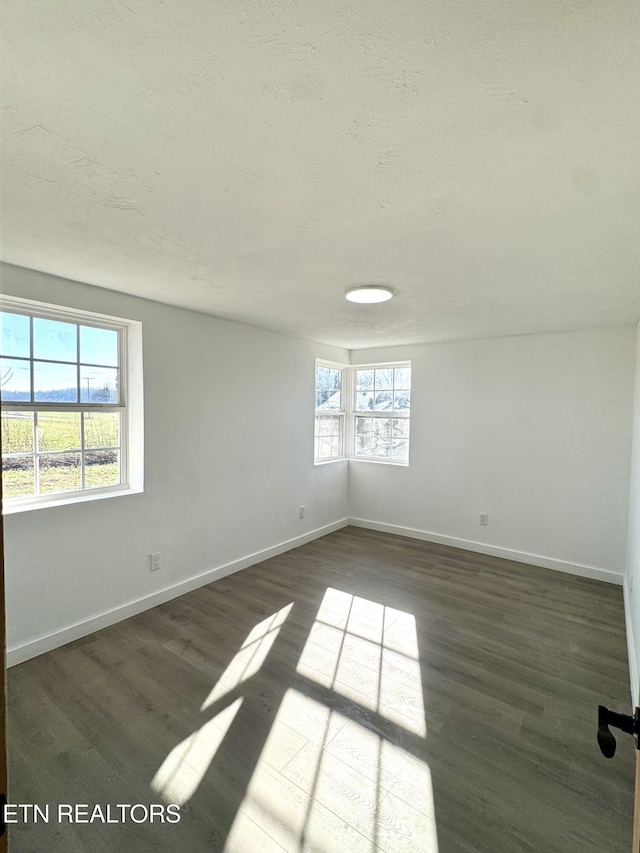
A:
[[299, 506, 306, 518], [150, 552, 161, 571], [479, 513, 488, 526]]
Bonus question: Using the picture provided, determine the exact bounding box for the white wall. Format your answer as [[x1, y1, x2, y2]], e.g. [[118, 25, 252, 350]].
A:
[[3, 265, 636, 667], [625, 323, 640, 703], [1, 264, 349, 662], [350, 328, 636, 583]]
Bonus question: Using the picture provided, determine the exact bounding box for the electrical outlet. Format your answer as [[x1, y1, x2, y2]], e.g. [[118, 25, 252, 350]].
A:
[[150, 552, 161, 571], [479, 513, 488, 526], [299, 506, 306, 519]]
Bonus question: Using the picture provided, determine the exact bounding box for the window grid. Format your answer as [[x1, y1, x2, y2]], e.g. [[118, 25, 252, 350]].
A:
[[1, 303, 127, 503], [314, 414, 345, 461], [1, 409, 123, 500], [1, 309, 123, 407], [353, 366, 411, 462], [314, 363, 346, 462]]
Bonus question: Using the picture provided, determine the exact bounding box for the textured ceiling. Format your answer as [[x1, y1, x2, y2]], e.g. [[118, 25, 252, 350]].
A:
[[1, 0, 639, 349]]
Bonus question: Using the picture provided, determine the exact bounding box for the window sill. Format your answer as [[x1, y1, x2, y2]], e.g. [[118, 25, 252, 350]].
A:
[[314, 456, 409, 467], [3, 485, 144, 515], [349, 457, 409, 467]]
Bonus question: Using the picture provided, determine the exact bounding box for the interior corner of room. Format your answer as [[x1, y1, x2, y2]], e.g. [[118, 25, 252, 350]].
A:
[[2, 1, 640, 848], [3, 265, 639, 693]]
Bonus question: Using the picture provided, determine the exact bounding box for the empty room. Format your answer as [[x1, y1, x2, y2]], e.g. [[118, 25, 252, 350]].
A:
[[1, 1, 640, 852]]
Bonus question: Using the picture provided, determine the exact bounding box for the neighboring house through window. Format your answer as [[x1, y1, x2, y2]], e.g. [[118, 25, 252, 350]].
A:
[[314, 360, 411, 465], [314, 362, 345, 462], [353, 364, 411, 463]]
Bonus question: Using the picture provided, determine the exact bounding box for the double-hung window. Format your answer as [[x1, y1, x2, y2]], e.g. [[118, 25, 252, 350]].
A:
[[314, 360, 411, 465], [0, 297, 143, 509], [314, 362, 345, 462], [353, 364, 411, 462]]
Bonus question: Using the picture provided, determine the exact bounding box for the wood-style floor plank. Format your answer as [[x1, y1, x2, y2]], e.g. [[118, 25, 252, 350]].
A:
[[7, 526, 635, 852]]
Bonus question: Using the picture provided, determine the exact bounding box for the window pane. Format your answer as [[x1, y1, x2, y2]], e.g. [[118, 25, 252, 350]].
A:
[[315, 413, 343, 459], [80, 326, 118, 367], [328, 368, 341, 390], [0, 357, 31, 401], [317, 436, 332, 459], [354, 416, 372, 456], [356, 392, 373, 412], [315, 416, 332, 437], [392, 418, 410, 438], [324, 390, 341, 410], [84, 412, 119, 448], [394, 390, 411, 411], [2, 412, 34, 454], [0, 313, 30, 357], [33, 318, 77, 362], [371, 418, 392, 457], [373, 418, 391, 436], [394, 367, 411, 390], [316, 365, 341, 390], [374, 390, 393, 411], [2, 456, 34, 499], [39, 453, 81, 494], [354, 437, 372, 456], [315, 365, 329, 385], [315, 365, 342, 412], [374, 369, 393, 390], [316, 389, 342, 410], [356, 370, 374, 391], [392, 439, 409, 460], [372, 435, 391, 457], [85, 449, 120, 488], [80, 366, 118, 403], [34, 361, 78, 402], [37, 412, 81, 452]]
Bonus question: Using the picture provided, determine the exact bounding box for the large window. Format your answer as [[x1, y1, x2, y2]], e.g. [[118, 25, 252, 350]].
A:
[[314, 362, 345, 462], [353, 365, 411, 463], [0, 297, 142, 509], [314, 360, 411, 465]]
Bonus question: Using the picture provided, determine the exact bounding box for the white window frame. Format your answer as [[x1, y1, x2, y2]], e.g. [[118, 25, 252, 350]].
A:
[[0, 295, 144, 513], [314, 359, 348, 464], [314, 359, 411, 467], [350, 361, 411, 466]]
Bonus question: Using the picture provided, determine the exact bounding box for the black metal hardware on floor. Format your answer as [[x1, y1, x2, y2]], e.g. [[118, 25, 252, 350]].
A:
[[597, 705, 640, 758]]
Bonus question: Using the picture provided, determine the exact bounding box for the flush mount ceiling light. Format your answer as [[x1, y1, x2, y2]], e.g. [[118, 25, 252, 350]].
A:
[[345, 285, 394, 304]]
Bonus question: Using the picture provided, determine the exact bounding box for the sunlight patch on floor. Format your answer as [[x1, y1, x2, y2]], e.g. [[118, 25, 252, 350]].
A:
[[150, 697, 243, 805], [227, 688, 438, 852], [201, 602, 294, 710], [296, 588, 426, 736], [151, 603, 294, 808], [150, 591, 437, 851]]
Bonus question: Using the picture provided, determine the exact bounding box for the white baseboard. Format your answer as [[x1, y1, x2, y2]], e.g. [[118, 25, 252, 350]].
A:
[[624, 575, 638, 707], [7, 518, 350, 667], [349, 517, 624, 586]]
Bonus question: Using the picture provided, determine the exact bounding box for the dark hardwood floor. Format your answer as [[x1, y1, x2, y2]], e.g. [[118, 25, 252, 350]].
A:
[[7, 527, 635, 852]]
